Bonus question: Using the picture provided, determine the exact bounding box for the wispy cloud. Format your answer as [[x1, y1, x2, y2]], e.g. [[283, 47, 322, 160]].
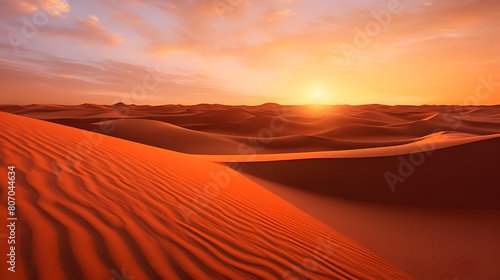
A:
[[0, 52, 244, 104], [42, 15, 123, 46], [0, 0, 70, 18]]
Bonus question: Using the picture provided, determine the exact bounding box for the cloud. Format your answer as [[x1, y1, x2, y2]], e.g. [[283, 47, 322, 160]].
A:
[[39, 0, 70, 16], [112, 9, 160, 40], [0, 52, 242, 105], [98, 0, 256, 55], [193, 0, 500, 69], [43, 15, 123, 46], [0, 0, 70, 18]]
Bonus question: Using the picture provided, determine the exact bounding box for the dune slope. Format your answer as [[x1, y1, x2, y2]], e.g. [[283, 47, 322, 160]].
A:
[[0, 112, 410, 280]]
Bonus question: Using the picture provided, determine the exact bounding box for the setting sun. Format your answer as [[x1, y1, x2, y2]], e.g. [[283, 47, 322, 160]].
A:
[[313, 90, 326, 104], [312, 90, 329, 104], [300, 84, 332, 105]]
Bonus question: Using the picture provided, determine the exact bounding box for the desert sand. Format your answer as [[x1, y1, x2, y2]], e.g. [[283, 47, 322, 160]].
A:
[[1, 103, 500, 279]]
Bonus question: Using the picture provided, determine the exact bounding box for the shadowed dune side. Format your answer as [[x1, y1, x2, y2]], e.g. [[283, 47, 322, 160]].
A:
[[0, 112, 411, 280], [244, 180, 500, 280], [231, 136, 500, 209]]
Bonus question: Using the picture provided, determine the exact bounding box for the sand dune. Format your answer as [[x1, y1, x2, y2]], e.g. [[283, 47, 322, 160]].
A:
[[89, 118, 421, 154], [0, 112, 410, 280], [2, 103, 500, 279], [91, 118, 243, 154]]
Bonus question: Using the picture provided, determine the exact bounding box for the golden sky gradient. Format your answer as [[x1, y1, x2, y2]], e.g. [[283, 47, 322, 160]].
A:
[[0, 0, 499, 105]]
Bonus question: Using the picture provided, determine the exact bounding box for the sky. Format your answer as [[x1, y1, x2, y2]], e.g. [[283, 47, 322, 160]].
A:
[[0, 0, 499, 105]]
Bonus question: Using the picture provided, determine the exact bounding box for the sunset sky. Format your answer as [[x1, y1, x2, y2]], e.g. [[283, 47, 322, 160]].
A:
[[0, 0, 499, 105]]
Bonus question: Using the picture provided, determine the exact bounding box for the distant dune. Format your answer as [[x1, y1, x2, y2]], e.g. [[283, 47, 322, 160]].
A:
[[1, 103, 500, 279], [3, 103, 500, 154]]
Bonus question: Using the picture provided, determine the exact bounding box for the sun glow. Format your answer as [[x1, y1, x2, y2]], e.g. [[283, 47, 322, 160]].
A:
[[304, 84, 331, 105]]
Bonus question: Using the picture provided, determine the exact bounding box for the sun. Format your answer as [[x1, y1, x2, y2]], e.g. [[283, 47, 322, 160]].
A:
[[298, 84, 332, 105], [311, 89, 330, 104]]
